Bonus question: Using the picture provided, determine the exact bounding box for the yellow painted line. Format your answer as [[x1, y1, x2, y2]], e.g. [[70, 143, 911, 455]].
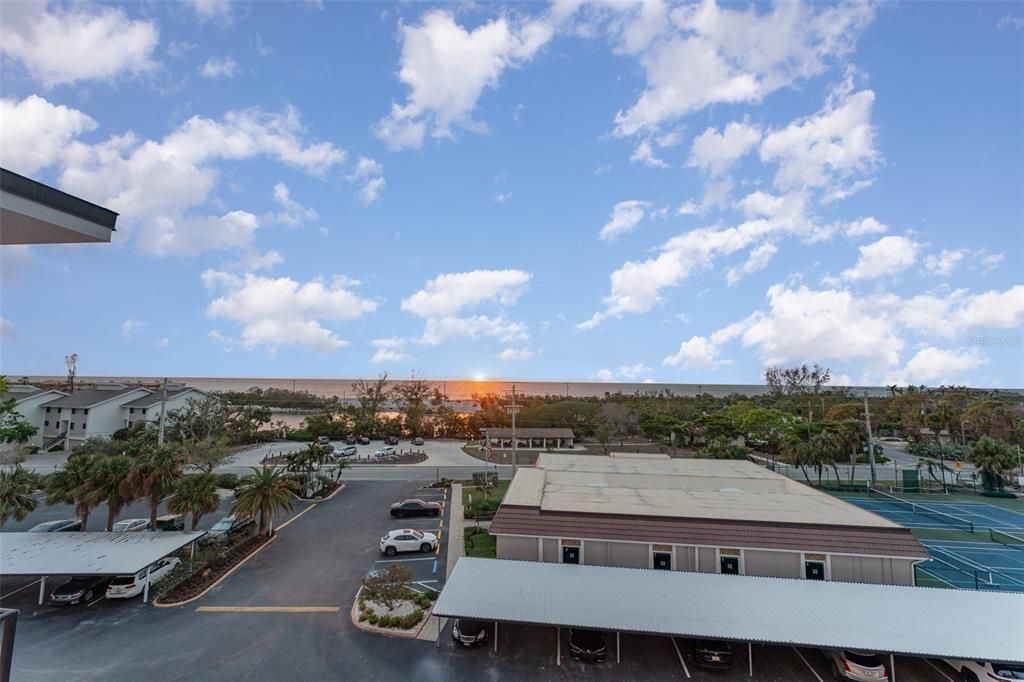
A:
[[196, 606, 340, 613], [439, 518, 444, 528]]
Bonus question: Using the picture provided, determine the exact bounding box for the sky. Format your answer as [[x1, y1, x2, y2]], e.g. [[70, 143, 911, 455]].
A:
[[1, 0, 1022, 387]]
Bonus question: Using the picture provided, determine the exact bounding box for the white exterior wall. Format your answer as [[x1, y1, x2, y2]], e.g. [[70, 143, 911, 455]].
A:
[[76, 388, 151, 442], [7, 391, 66, 448], [122, 389, 205, 428]]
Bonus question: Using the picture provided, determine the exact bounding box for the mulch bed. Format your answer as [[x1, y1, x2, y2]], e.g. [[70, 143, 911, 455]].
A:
[[156, 535, 271, 605]]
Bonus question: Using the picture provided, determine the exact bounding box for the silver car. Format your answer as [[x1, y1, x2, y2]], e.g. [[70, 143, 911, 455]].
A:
[[823, 649, 888, 681]]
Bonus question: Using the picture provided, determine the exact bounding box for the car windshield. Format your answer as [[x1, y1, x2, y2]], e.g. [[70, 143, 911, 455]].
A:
[[112, 521, 133, 530], [109, 575, 135, 586], [458, 619, 486, 635], [993, 665, 1024, 680], [844, 651, 882, 667], [571, 630, 605, 648], [211, 519, 233, 531], [411, 530, 424, 539]]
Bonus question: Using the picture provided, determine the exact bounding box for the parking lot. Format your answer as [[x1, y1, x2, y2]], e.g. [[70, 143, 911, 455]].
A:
[[364, 487, 450, 591]]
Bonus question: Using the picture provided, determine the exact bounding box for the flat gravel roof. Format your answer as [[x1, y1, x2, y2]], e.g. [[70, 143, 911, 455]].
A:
[[0, 532, 206, 576]]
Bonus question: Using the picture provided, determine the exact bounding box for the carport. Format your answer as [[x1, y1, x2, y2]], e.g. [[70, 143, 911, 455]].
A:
[[433, 558, 1024, 676], [0, 532, 206, 604]]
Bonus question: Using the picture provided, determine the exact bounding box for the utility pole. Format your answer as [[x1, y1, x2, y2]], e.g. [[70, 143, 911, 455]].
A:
[[505, 384, 521, 474], [157, 377, 168, 445], [863, 391, 876, 488]]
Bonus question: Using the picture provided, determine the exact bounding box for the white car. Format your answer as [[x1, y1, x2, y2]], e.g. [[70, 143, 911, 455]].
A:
[[374, 446, 398, 458], [106, 557, 180, 599], [822, 650, 888, 681], [944, 660, 1024, 682], [335, 445, 357, 458], [112, 518, 150, 532], [379, 529, 438, 556]]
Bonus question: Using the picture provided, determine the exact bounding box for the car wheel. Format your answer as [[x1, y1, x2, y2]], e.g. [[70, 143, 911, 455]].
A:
[[421, 543, 432, 553], [384, 546, 397, 557], [84, 589, 94, 601], [960, 669, 980, 682]]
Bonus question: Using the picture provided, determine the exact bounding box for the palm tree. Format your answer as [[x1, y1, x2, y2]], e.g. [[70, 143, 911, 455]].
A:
[[84, 455, 136, 531], [780, 434, 812, 483], [231, 466, 298, 536], [808, 431, 841, 486], [0, 465, 38, 527], [127, 445, 184, 529], [967, 436, 1015, 492], [46, 453, 97, 530], [168, 473, 220, 530], [834, 420, 866, 484]]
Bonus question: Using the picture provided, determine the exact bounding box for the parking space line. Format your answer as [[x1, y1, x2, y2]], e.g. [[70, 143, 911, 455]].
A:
[[923, 658, 956, 682], [375, 557, 436, 563], [87, 596, 105, 607], [1, 578, 41, 599], [791, 647, 824, 682], [196, 606, 340, 613], [670, 637, 691, 679]]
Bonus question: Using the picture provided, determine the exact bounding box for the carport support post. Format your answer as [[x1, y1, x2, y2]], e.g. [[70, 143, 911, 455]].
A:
[[142, 565, 152, 603], [493, 621, 498, 653], [556, 627, 561, 666], [890, 654, 896, 681], [748, 641, 753, 678], [38, 576, 46, 605], [616, 632, 620, 663]]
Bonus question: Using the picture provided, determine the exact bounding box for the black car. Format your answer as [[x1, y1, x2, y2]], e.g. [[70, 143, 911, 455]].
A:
[[155, 514, 185, 531], [358, 436, 371, 445], [345, 435, 357, 445], [28, 519, 81, 532], [385, 436, 399, 446], [452, 619, 488, 647], [390, 499, 441, 518], [688, 639, 734, 670], [49, 576, 112, 605], [569, 629, 607, 663]]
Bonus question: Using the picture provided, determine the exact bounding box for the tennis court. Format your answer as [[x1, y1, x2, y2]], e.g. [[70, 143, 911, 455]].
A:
[[917, 539, 1024, 592], [843, 491, 1024, 532]]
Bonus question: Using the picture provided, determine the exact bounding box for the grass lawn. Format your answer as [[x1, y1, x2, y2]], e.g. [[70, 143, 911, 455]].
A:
[[461, 479, 510, 509], [464, 528, 497, 558]]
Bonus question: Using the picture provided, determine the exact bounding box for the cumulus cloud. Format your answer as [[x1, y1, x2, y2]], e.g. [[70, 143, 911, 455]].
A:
[[593, 363, 653, 381], [371, 338, 412, 364], [200, 56, 239, 78], [924, 249, 1005, 277], [188, 0, 232, 21], [201, 270, 377, 352], [839, 235, 921, 281], [121, 319, 146, 338], [0, 96, 97, 176], [725, 242, 777, 285], [898, 347, 987, 385], [629, 139, 669, 169], [375, 10, 556, 150], [689, 120, 761, 176], [347, 156, 385, 204], [611, 1, 874, 136], [600, 200, 651, 240], [0, 1, 158, 87], [272, 182, 319, 227], [497, 347, 533, 361], [844, 217, 887, 238]]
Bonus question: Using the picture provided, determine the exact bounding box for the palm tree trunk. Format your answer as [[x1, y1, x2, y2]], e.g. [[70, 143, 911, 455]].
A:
[[849, 447, 857, 484], [106, 506, 116, 531], [80, 508, 90, 531], [191, 513, 200, 531], [798, 465, 811, 483], [150, 495, 160, 530]]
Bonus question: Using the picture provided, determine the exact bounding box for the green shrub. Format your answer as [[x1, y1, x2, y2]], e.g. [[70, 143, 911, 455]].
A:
[[216, 473, 239, 489]]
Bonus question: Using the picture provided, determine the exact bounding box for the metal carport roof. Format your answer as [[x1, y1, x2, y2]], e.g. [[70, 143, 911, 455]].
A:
[[433, 558, 1024, 663], [0, 532, 206, 576]]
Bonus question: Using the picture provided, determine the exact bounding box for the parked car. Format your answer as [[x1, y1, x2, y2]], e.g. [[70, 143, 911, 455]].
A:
[[112, 518, 150, 532], [384, 436, 399, 446], [316, 436, 331, 446], [358, 436, 370, 445], [451, 619, 488, 647], [568, 629, 607, 663], [154, 514, 185, 531], [823, 650, 888, 681], [207, 515, 255, 541], [344, 435, 357, 445], [49, 576, 112, 605], [390, 499, 441, 518], [106, 557, 181, 599], [411, 437, 425, 446], [379, 529, 438, 556], [28, 519, 81, 532], [685, 639, 734, 670], [375, 446, 398, 459], [944, 660, 1024, 682], [334, 445, 357, 458]]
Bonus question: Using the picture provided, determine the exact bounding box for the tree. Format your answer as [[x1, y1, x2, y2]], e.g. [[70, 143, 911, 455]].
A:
[[780, 434, 812, 483], [962, 401, 1020, 444], [764, 364, 831, 397], [128, 445, 184, 529], [594, 403, 638, 453], [0, 377, 38, 450], [84, 455, 136, 531], [392, 374, 433, 436], [362, 564, 413, 612], [168, 473, 220, 530], [166, 397, 230, 444], [0, 465, 38, 527], [46, 453, 98, 530], [185, 438, 235, 474], [352, 373, 391, 436], [967, 436, 1015, 492], [226, 404, 272, 443], [232, 466, 298, 535], [808, 431, 842, 485]]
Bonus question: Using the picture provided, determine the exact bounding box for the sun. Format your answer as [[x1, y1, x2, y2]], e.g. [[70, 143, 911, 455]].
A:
[[472, 372, 487, 381]]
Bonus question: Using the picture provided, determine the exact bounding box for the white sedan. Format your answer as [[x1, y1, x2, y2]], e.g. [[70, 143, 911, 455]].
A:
[[106, 557, 180, 599], [379, 529, 438, 556], [112, 518, 150, 532], [374, 446, 398, 458]]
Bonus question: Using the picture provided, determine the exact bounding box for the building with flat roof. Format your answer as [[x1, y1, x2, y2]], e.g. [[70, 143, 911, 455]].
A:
[[490, 453, 928, 585], [480, 427, 575, 449]]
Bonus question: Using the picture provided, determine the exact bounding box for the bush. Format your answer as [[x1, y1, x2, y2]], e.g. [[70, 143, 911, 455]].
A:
[[216, 473, 240, 489]]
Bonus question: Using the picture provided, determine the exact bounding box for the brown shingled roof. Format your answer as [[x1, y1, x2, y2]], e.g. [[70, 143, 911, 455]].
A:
[[490, 506, 928, 559]]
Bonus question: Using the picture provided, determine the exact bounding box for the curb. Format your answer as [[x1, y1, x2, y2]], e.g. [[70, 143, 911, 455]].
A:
[[153, 535, 277, 609], [349, 586, 431, 640]]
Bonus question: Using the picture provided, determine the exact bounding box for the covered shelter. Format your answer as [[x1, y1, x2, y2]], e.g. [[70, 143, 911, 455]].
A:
[[0, 532, 206, 603], [480, 427, 575, 449], [433, 557, 1024, 673], [0, 168, 118, 245]]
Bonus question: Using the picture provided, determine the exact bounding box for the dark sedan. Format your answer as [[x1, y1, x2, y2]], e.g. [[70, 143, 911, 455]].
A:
[[49, 576, 112, 605], [686, 639, 734, 670], [569, 629, 607, 663], [390, 499, 441, 518]]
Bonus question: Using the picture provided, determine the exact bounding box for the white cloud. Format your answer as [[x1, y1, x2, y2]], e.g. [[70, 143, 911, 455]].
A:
[[272, 182, 319, 227], [844, 217, 887, 238], [689, 120, 760, 176], [136, 211, 261, 257], [347, 156, 385, 204], [156, 338, 170, 348], [188, 0, 232, 21], [497, 347, 533, 361], [421, 315, 528, 346], [0, 1, 158, 87], [978, 252, 1004, 274], [924, 249, 967, 277], [351, 156, 383, 179], [629, 139, 668, 169], [593, 363, 654, 381], [664, 336, 721, 369], [202, 270, 377, 352], [200, 56, 239, 79], [375, 10, 555, 150], [725, 242, 777, 285], [0, 318, 16, 340], [612, 1, 874, 136], [167, 40, 197, 58], [899, 347, 987, 385], [839, 235, 921, 281], [371, 338, 412, 364], [358, 177, 386, 205], [594, 369, 616, 382], [495, 191, 512, 204], [760, 80, 878, 194], [121, 319, 146, 338], [600, 200, 651, 240], [0, 95, 97, 176], [997, 15, 1024, 30]]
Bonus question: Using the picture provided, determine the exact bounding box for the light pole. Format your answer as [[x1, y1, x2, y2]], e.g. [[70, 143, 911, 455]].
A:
[[863, 391, 877, 488]]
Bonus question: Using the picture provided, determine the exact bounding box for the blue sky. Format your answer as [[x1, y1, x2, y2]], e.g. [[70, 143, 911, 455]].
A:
[[1, 0, 1022, 387]]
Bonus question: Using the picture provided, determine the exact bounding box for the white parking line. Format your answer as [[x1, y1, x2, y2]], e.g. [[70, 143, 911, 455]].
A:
[[791, 647, 824, 682], [923, 658, 956, 682], [87, 595, 105, 607], [375, 557, 437, 563], [670, 638, 691, 679], [1, 578, 41, 599]]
